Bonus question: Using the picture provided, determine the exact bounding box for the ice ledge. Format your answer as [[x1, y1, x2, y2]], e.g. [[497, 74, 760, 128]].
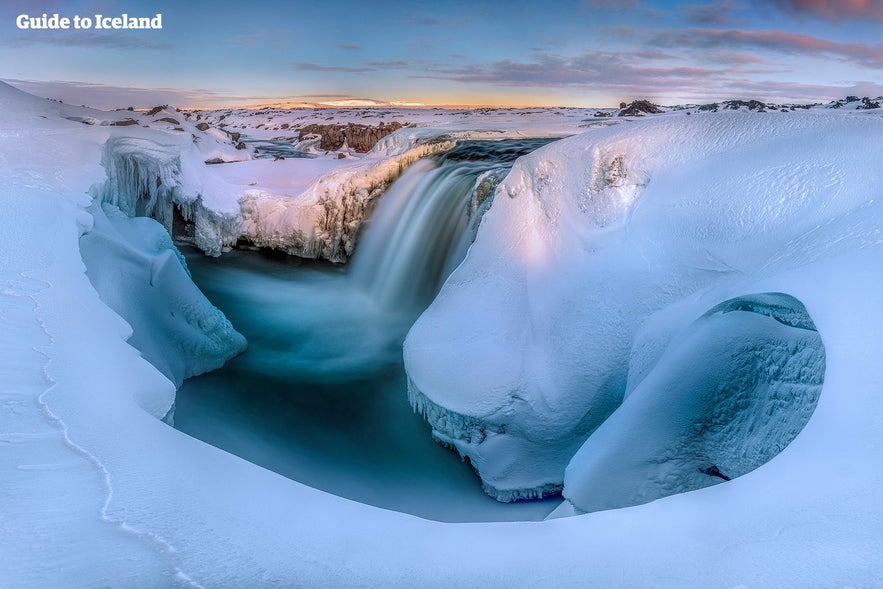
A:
[[238, 138, 456, 263], [408, 377, 562, 503]]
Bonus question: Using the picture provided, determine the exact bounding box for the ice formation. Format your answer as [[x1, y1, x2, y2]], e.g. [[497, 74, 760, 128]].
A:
[[79, 202, 246, 390], [562, 292, 824, 513]]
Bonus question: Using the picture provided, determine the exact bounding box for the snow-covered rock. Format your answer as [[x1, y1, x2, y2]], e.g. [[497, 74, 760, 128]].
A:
[[404, 109, 883, 501]]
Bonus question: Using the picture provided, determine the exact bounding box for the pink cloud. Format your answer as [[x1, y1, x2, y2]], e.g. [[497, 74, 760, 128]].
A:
[[654, 28, 883, 68], [772, 0, 883, 21]]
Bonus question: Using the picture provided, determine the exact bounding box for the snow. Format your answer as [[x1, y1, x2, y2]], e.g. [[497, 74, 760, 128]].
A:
[[79, 203, 246, 390], [404, 109, 883, 501], [562, 292, 824, 514], [2, 80, 883, 586]]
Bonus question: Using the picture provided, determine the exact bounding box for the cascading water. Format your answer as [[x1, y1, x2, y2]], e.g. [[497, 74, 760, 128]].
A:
[[174, 137, 560, 523], [350, 138, 556, 311]]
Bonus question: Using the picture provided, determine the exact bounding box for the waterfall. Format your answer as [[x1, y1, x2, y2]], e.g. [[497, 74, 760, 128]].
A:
[[350, 138, 555, 311]]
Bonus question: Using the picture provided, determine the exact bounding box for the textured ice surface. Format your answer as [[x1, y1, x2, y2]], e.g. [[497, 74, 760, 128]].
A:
[[563, 293, 824, 513], [79, 203, 246, 388]]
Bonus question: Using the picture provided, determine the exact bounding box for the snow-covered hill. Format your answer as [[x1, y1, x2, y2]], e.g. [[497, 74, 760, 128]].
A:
[[2, 81, 882, 587]]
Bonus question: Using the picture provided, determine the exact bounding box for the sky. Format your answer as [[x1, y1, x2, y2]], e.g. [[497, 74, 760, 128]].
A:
[[1, 0, 882, 108]]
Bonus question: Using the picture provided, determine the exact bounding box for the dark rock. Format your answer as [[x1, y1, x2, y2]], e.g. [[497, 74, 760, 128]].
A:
[[229, 131, 241, 142], [195, 122, 210, 131], [280, 123, 290, 129], [721, 99, 768, 112], [126, 106, 134, 111], [699, 465, 731, 481], [235, 142, 246, 150], [297, 121, 404, 153], [857, 97, 881, 110], [593, 111, 612, 117], [110, 118, 139, 126], [146, 105, 167, 116], [337, 153, 347, 159], [619, 102, 627, 109], [618, 100, 663, 117], [698, 103, 719, 112], [156, 117, 180, 125], [274, 155, 285, 161]]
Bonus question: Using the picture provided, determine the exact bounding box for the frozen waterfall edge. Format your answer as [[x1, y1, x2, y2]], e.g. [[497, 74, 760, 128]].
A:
[[94, 133, 459, 262]]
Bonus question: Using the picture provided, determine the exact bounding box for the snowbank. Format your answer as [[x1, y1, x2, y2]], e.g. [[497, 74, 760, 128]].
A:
[[404, 109, 883, 501]]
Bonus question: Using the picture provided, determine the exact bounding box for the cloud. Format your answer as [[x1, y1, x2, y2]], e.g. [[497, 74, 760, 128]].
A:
[[233, 29, 289, 45], [406, 45, 881, 104], [365, 59, 412, 69], [411, 51, 726, 89], [653, 28, 883, 68], [2, 32, 171, 50], [290, 62, 373, 73], [682, 1, 736, 25], [584, 0, 638, 7], [770, 0, 883, 22], [712, 52, 771, 64], [724, 78, 883, 100]]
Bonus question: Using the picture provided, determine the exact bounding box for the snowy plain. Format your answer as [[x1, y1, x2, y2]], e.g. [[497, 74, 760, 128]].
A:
[[2, 80, 882, 586]]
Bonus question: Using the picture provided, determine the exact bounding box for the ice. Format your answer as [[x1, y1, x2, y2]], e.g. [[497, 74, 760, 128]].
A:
[[79, 203, 246, 389], [96, 136, 186, 233], [562, 292, 824, 513]]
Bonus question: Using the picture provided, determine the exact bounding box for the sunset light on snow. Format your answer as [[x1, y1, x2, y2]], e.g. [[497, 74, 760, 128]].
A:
[[1, 0, 881, 108]]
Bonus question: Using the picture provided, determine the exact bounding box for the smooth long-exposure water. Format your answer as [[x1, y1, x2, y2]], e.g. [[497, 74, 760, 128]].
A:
[[174, 139, 560, 522]]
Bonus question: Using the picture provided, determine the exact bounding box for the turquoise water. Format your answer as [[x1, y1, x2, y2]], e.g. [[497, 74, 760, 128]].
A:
[[174, 140, 561, 521], [173, 248, 559, 523]]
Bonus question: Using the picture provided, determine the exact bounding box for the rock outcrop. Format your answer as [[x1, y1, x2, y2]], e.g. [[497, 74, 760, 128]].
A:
[[618, 100, 664, 117], [298, 121, 404, 153]]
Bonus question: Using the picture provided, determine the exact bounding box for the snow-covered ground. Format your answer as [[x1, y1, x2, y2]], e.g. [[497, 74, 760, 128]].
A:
[[2, 80, 882, 586]]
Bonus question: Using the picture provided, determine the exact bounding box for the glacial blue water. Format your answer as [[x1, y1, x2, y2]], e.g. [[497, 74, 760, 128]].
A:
[[174, 139, 561, 522]]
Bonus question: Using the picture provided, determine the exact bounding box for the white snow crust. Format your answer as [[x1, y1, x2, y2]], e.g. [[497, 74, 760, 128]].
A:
[[3, 81, 882, 587], [404, 108, 883, 503]]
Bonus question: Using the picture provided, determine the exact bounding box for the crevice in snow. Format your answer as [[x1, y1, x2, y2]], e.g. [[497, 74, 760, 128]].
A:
[[703, 291, 818, 331], [23, 277, 202, 587]]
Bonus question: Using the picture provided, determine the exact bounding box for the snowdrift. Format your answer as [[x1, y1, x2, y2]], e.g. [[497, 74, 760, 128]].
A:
[[404, 109, 883, 504]]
